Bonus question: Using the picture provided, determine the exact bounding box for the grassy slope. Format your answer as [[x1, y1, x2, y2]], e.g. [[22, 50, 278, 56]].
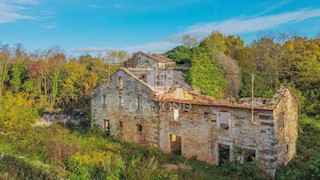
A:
[[1, 116, 319, 179]]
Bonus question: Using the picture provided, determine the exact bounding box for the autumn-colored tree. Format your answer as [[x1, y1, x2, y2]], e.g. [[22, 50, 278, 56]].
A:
[[0, 92, 38, 130], [60, 60, 98, 107], [28, 61, 47, 97], [80, 55, 119, 84]]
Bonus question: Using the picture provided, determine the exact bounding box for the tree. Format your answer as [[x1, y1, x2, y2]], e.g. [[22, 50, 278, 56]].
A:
[[200, 31, 227, 53], [79, 55, 118, 83], [225, 35, 245, 59], [28, 61, 47, 97], [60, 60, 98, 107], [48, 53, 67, 109], [9, 63, 27, 93], [60, 60, 86, 106], [164, 46, 193, 64], [218, 53, 242, 98], [0, 44, 11, 99], [0, 92, 38, 130], [189, 52, 226, 98], [281, 37, 320, 116], [182, 34, 199, 48], [105, 50, 129, 65]]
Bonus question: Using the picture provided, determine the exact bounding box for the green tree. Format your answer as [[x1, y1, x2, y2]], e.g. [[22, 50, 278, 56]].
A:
[[189, 52, 226, 98], [48, 53, 67, 109], [0, 44, 10, 99], [281, 37, 320, 116], [9, 63, 27, 93], [164, 46, 193, 64], [200, 31, 227, 53], [225, 35, 245, 59]]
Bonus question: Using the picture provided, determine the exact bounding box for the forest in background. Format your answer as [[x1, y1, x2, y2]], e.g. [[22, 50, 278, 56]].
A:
[[0, 31, 319, 179], [166, 32, 320, 117]]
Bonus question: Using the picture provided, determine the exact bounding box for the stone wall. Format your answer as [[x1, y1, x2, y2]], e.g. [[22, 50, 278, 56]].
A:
[[41, 110, 89, 126], [130, 53, 160, 68], [273, 90, 299, 167], [91, 69, 160, 146], [91, 69, 298, 178], [158, 102, 282, 176]]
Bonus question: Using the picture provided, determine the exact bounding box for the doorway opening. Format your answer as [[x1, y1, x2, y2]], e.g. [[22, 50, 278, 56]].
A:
[[170, 134, 181, 155], [104, 119, 110, 135], [218, 144, 230, 165]]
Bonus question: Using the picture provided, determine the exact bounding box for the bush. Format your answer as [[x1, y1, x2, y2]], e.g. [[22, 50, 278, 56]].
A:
[[0, 92, 39, 131], [276, 116, 320, 179], [0, 153, 58, 179]]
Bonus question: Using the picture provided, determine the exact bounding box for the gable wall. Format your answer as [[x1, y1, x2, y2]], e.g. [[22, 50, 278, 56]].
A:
[[91, 70, 159, 146], [273, 90, 299, 167], [132, 54, 160, 68]]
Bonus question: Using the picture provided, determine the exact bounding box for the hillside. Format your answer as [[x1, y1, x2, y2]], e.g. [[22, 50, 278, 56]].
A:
[[0, 31, 320, 179]]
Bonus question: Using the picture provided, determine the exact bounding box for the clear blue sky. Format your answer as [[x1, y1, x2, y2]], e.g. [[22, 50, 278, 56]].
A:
[[1, 0, 320, 56]]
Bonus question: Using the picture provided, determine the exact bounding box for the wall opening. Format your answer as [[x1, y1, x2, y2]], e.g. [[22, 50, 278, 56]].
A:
[[218, 144, 230, 165], [137, 95, 142, 111], [119, 121, 123, 129], [278, 112, 284, 127], [118, 77, 124, 89], [119, 95, 124, 107], [218, 112, 230, 130], [104, 119, 110, 135], [204, 112, 209, 118], [136, 124, 143, 133], [173, 108, 179, 121], [170, 134, 181, 155], [244, 149, 256, 164], [103, 94, 107, 106]]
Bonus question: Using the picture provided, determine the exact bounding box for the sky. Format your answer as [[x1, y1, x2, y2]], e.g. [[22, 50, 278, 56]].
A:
[[0, 0, 320, 56]]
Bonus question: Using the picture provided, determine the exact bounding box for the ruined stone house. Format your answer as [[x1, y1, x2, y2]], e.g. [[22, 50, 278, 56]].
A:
[[91, 52, 298, 176]]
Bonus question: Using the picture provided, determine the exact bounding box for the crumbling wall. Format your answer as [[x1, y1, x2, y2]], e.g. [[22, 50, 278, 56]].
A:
[[92, 72, 298, 178], [42, 110, 89, 126], [158, 102, 279, 176], [91, 70, 159, 146], [159, 103, 216, 163], [130, 53, 159, 68], [273, 90, 299, 167]]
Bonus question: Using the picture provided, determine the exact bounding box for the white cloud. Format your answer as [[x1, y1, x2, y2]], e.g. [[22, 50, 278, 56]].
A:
[[0, 0, 39, 24], [71, 40, 176, 54], [71, 8, 320, 54], [43, 22, 57, 29], [183, 8, 320, 40]]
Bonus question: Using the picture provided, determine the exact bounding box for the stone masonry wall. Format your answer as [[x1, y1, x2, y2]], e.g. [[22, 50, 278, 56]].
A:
[[273, 90, 298, 167], [91, 69, 160, 146], [91, 71, 298, 178], [132, 53, 159, 68], [158, 103, 278, 176]]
